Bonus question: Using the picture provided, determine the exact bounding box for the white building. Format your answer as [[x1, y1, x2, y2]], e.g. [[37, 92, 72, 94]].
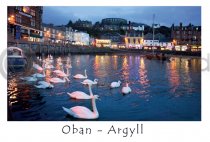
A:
[[143, 40, 159, 46], [72, 32, 90, 46], [159, 42, 174, 50], [64, 27, 74, 43]]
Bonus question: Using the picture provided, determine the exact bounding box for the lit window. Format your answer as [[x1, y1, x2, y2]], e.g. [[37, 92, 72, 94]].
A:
[[23, 6, 30, 14]]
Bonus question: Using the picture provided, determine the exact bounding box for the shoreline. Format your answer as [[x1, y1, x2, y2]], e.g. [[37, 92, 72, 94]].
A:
[[8, 41, 201, 57]]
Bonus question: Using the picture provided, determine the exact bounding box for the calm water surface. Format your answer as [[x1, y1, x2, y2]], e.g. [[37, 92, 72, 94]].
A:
[[8, 54, 201, 121]]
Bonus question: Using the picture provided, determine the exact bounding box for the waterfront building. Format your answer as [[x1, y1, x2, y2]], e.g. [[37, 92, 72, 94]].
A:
[[171, 23, 201, 51], [42, 23, 66, 43], [95, 39, 111, 48], [8, 6, 43, 42], [43, 23, 89, 45], [124, 36, 144, 49], [55, 25, 74, 43], [72, 31, 90, 46], [100, 33, 122, 42]]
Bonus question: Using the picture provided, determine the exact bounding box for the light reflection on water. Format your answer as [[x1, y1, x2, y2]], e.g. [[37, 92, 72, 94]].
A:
[[8, 54, 201, 121]]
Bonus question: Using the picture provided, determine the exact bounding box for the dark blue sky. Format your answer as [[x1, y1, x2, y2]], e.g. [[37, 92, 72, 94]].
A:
[[43, 6, 201, 27]]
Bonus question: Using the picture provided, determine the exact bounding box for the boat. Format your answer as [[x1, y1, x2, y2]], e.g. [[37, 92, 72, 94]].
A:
[[144, 14, 170, 61], [8, 46, 27, 68]]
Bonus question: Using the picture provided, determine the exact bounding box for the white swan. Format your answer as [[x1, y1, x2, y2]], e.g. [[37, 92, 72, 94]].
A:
[[110, 80, 121, 88], [122, 83, 132, 94], [34, 81, 54, 89], [45, 63, 54, 69], [57, 66, 70, 77], [81, 79, 98, 85], [49, 77, 69, 83], [33, 62, 43, 71], [73, 69, 87, 79], [65, 64, 72, 69], [53, 65, 65, 74], [62, 84, 99, 119], [67, 91, 99, 99], [53, 69, 63, 74], [32, 70, 46, 78], [20, 76, 37, 82]]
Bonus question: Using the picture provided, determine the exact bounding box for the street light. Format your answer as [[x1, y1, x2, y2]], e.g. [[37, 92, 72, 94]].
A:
[[8, 15, 15, 24], [173, 39, 177, 45]]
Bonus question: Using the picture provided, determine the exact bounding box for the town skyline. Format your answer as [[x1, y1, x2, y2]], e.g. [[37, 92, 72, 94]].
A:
[[43, 6, 201, 27]]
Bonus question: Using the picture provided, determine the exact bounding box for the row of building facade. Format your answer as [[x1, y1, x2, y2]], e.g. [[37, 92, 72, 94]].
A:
[[8, 6, 90, 46], [7, 6, 201, 51]]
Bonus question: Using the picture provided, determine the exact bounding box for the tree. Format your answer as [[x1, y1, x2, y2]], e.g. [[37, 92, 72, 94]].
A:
[[66, 20, 73, 27]]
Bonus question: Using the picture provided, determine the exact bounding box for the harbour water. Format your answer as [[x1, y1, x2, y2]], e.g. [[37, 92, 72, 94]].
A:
[[8, 54, 201, 121]]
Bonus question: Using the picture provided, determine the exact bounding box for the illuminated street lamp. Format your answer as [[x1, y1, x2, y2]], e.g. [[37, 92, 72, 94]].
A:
[[140, 38, 144, 44], [8, 15, 15, 24], [173, 39, 177, 45], [46, 31, 50, 37]]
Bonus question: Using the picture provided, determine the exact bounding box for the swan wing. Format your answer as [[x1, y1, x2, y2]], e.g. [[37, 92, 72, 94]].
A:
[[111, 82, 119, 88], [122, 87, 127, 93], [81, 79, 92, 84], [122, 87, 131, 94], [50, 78, 64, 83], [21, 77, 37, 81], [74, 74, 85, 78], [71, 106, 95, 119], [38, 81, 47, 85], [34, 85, 45, 89], [68, 91, 90, 99], [63, 106, 95, 119]]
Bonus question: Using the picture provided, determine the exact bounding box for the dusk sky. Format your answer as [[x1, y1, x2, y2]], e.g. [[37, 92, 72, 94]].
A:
[[43, 6, 201, 27]]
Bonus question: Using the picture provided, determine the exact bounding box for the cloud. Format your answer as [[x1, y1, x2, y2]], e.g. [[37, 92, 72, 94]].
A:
[[43, 6, 201, 26]]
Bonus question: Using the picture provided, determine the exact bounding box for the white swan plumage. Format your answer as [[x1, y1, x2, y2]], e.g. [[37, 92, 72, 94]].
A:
[[110, 80, 121, 88], [33, 62, 43, 71], [32, 70, 46, 78], [53, 69, 63, 74], [81, 79, 98, 85], [20, 76, 37, 82], [62, 84, 99, 119], [122, 83, 132, 94], [49, 77, 69, 83], [34, 81, 54, 89], [57, 67, 70, 77], [73, 69, 87, 79], [67, 91, 99, 99]]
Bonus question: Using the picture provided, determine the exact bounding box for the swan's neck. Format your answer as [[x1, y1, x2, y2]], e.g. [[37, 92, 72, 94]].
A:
[[43, 69, 45, 75], [64, 77, 70, 82], [66, 68, 69, 76], [42, 62, 45, 68], [88, 85, 98, 115], [92, 97, 98, 115], [61, 65, 64, 72], [84, 70, 87, 77]]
